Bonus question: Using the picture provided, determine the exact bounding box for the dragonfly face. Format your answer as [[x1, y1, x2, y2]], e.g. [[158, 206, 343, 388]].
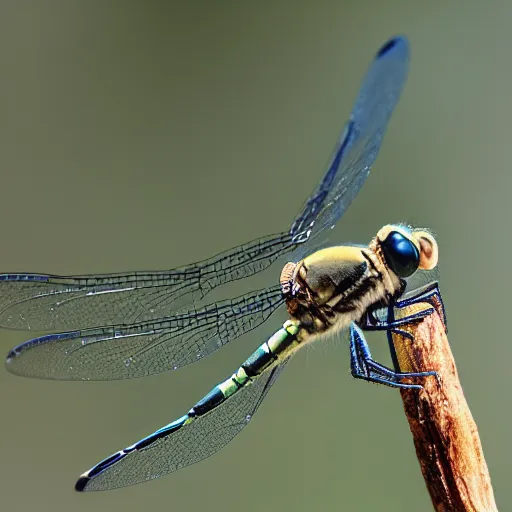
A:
[[280, 225, 438, 340]]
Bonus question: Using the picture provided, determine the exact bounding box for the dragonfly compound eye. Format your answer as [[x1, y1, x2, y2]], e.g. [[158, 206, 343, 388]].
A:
[[381, 231, 420, 278]]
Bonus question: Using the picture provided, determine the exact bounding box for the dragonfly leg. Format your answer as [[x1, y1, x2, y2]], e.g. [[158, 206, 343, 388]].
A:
[[359, 281, 447, 333], [359, 308, 433, 332], [349, 323, 437, 390], [394, 281, 447, 331]]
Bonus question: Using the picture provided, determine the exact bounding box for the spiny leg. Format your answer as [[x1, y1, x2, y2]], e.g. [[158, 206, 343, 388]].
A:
[[358, 281, 446, 334], [349, 323, 437, 390], [395, 281, 447, 330], [359, 306, 434, 332]]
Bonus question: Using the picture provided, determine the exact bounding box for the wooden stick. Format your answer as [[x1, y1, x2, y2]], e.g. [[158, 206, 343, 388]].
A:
[[391, 301, 498, 512]]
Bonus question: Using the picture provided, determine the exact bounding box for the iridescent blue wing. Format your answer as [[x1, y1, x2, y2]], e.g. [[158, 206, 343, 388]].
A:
[[0, 233, 293, 331], [0, 37, 408, 336], [290, 36, 409, 241]]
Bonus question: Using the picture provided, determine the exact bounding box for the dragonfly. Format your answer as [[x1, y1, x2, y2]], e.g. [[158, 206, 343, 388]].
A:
[[1, 36, 446, 492]]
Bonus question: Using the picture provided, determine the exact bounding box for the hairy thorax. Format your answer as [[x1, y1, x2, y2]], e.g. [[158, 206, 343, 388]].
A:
[[280, 241, 403, 344]]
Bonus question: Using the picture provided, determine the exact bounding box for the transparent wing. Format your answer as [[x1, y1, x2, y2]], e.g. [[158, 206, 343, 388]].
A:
[[291, 36, 409, 241], [0, 37, 408, 333], [76, 361, 288, 491], [5, 286, 284, 380], [0, 233, 293, 331]]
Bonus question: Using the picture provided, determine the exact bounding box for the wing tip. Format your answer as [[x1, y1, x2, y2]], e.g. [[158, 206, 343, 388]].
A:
[[5, 344, 25, 373], [75, 475, 89, 492], [5, 347, 17, 365], [376, 35, 409, 59], [4, 330, 82, 377]]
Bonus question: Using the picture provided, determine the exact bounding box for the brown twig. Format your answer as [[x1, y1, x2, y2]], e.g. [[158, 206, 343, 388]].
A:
[[391, 300, 498, 512]]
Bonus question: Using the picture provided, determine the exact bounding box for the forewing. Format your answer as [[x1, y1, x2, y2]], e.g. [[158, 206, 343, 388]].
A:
[[0, 233, 293, 331], [291, 36, 409, 242], [0, 38, 409, 333]]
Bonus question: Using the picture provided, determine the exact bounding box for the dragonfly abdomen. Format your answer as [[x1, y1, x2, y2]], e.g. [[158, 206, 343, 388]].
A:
[[191, 320, 300, 417], [76, 320, 301, 491]]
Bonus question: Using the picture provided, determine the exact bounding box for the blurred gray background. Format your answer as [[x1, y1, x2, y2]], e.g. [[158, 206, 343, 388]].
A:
[[0, 1, 508, 511]]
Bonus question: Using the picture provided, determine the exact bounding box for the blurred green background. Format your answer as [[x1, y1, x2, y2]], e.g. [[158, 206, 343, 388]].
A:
[[0, 1, 508, 511]]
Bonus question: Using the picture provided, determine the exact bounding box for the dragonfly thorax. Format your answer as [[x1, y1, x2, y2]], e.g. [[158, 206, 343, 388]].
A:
[[280, 244, 401, 337]]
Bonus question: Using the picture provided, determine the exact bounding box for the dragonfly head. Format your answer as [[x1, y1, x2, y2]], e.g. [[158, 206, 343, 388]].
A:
[[375, 225, 438, 279]]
